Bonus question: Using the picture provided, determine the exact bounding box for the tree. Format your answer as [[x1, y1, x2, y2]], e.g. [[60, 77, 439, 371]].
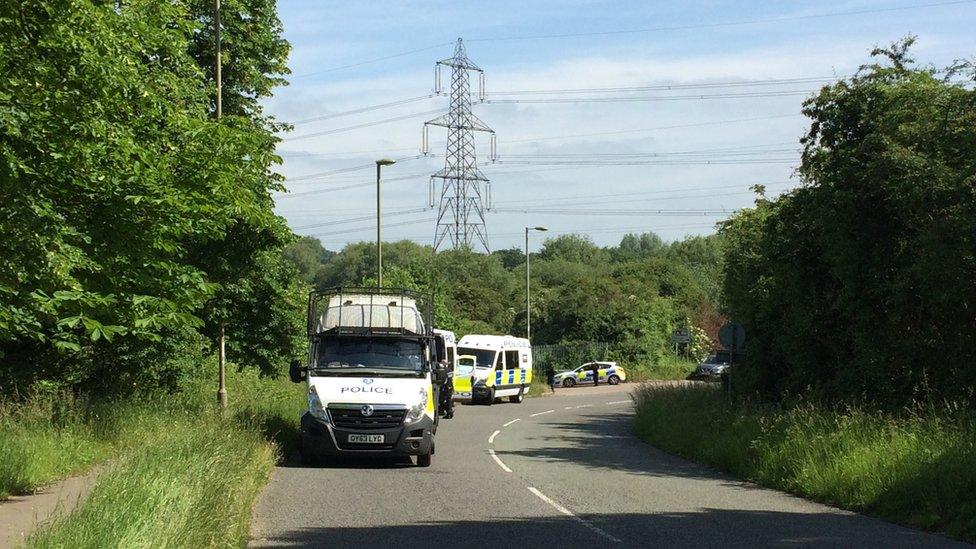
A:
[[283, 236, 328, 283], [722, 39, 976, 404], [538, 234, 608, 265]]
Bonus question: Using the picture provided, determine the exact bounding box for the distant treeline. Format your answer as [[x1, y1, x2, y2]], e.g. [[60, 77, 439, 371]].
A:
[[284, 231, 726, 365]]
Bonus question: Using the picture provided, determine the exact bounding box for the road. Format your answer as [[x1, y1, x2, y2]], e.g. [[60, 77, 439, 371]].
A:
[[250, 384, 966, 548]]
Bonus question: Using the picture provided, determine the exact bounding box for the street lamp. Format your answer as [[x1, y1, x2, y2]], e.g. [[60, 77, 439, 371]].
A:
[[375, 158, 396, 287], [525, 226, 548, 341]]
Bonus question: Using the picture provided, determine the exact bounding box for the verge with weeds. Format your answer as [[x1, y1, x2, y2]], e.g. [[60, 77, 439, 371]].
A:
[[633, 384, 976, 542], [0, 369, 304, 547]]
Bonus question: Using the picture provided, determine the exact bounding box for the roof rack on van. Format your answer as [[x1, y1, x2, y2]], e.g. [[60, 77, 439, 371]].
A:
[[307, 287, 433, 338]]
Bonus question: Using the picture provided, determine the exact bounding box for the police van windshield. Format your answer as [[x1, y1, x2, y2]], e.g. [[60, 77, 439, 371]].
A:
[[315, 337, 424, 372], [458, 348, 496, 369]]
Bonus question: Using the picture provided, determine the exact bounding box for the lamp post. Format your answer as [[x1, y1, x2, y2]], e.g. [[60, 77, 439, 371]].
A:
[[525, 226, 548, 341], [375, 159, 396, 287]]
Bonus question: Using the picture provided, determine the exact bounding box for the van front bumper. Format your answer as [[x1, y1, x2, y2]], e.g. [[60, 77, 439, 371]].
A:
[[300, 412, 433, 458]]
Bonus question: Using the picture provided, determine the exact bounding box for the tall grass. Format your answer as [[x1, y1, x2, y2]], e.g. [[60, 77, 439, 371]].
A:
[[28, 412, 275, 548], [0, 393, 109, 500], [626, 356, 697, 381], [0, 368, 304, 547], [633, 384, 976, 542]]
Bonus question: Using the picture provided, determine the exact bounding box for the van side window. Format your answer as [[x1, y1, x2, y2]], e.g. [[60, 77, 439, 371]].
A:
[[504, 350, 519, 369]]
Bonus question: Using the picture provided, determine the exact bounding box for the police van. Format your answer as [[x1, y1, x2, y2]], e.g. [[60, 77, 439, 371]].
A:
[[455, 335, 532, 405], [289, 288, 451, 467]]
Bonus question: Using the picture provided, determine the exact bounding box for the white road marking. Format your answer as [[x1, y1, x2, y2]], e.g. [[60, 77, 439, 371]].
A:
[[565, 406, 574, 410], [530, 409, 555, 417], [527, 487, 621, 543], [488, 429, 500, 444], [576, 404, 593, 408], [606, 400, 631, 405], [488, 449, 512, 473], [503, 418, 521, 427]]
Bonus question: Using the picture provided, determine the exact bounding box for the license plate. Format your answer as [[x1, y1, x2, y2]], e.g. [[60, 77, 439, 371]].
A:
[[348, 434, 384, 444]]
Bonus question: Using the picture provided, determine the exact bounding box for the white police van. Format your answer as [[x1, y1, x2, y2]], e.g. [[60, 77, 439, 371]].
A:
[[455, 335, 532, 405], [289, 288, 449, 467]]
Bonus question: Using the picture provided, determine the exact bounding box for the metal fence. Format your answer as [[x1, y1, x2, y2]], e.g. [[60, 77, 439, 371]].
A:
[[532, 341, 609, 377]]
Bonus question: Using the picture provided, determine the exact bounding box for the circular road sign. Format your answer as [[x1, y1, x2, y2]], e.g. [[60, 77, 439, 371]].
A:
[[719, 322, 746, 350]]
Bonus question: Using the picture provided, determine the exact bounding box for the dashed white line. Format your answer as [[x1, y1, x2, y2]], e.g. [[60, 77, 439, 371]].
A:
[[488, 429, 500, 444], [576, 404, 593, 409], [503, 418, 521, 427], [606, 400, 631, 405], [488, 449, 512, 473], [530, 409, 555, 417], [565, 406, 574, 410], [527, 487, 621, 543]]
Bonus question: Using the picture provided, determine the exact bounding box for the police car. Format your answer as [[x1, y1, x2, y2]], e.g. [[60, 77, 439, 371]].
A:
[[554, 361, 626, 387]]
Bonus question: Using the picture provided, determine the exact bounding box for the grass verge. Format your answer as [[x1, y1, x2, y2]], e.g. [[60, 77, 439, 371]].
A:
[[0, 369, 304, 547], [633, 384, 976, 542], [626, 356, 697, 381]]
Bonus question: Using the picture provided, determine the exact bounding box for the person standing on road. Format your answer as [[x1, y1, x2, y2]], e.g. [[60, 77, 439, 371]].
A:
[[591, 364, 599, 386], [546, 365, 556, 392]]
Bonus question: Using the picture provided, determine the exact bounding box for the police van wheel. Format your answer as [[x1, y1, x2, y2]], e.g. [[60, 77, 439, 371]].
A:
[[485, 388, 495, 406], [509, 388, 524, 403], [417, 450, 432, 467], [563, 378, 576, 388], [608, 375, 620, 385]]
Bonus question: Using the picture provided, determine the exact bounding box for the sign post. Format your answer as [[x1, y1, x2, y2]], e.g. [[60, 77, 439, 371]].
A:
[[718, 322, 745, 402]]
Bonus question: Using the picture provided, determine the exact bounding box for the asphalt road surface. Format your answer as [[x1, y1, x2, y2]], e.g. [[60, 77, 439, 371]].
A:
[[250, 384, 967, 548]]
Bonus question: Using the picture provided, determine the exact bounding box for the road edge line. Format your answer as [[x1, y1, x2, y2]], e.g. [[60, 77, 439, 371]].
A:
[[488, 449, 512, 473], [526, 487, 621, 543]]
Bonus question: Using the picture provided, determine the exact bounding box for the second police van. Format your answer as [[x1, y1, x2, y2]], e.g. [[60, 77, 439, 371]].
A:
[[454, 335, 532, 405]]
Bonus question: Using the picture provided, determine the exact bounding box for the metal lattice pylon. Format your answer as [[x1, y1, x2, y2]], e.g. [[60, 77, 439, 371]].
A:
[[423, 38, 497, 252]]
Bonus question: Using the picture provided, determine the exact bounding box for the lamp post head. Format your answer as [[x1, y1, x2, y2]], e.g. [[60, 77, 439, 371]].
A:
[[532, 226, 548, 232], [376, 158, 396, 166]]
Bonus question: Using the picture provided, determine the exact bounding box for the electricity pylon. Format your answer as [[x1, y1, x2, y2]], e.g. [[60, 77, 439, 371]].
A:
[[423, 38, 497, 252]]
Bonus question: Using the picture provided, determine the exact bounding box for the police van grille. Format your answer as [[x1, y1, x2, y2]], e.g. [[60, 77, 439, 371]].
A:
[[328, 407, 406, 430]]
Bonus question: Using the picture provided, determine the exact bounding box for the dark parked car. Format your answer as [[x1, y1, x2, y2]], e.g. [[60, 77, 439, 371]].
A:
[[690, 351, 732, 381]]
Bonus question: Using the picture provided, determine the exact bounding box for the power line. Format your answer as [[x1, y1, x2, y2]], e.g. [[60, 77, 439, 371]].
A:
[[485, 89, 817, 105], [486, 76, 841, 96], [490, 180, 793, 207], [466, 0, 975, 42], [305, 216, 438, 237], [282, 155, 430, 185], [283, 109, 444, 142], [491, 207, 732, 216], [503, 113, 802, 144], [291, 42, 453, 78], [289, 95, 435, 126], [291, 207, 428, 230]]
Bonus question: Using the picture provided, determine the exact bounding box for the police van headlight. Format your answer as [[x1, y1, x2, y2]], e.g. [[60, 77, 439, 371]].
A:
[[404, 387, 428, 424], [307, 386, 329, 422]]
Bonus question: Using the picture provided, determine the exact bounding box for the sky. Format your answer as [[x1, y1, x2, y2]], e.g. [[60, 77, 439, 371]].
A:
[[266, 0, 976, 253]]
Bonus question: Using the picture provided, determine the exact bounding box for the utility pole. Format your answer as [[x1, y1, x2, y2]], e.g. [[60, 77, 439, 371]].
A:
[[376, 159, 396, 287], [525, 226, 547, 340], [215, 0, 227, 410], [423, 38, 497, 252]]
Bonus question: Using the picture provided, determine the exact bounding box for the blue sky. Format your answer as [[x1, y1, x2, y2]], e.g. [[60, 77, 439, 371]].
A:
[[266, 0, 976, 252]]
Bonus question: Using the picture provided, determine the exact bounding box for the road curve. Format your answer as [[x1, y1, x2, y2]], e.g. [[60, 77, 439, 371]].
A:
[[249, 384, 967, 548]]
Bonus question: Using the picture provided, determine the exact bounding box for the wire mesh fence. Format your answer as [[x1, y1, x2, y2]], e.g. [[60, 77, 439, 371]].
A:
[[532, 341, 609, 377]]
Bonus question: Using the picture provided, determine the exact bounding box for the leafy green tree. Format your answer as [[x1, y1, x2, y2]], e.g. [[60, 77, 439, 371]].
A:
[[283, 236, 329, 284], [538, 234, 608, 265], [185, 0, 290, 124], [0, 1, 297, 391], [723, 39, 976, 404]]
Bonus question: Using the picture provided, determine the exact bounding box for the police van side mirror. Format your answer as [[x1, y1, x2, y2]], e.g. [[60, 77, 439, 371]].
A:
[[289, 359, 306, 383]]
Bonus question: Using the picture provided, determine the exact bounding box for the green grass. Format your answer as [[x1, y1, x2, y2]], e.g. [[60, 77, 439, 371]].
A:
[[0, 369, 304, 547], [527, 377, 553, 397], [625, 356, 697, 381], [633, 384, 976, 542]]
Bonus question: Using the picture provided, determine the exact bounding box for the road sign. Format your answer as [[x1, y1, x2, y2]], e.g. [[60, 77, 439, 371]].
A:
[[671, 329, 690, 344], [719, 322, 745, 350]]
